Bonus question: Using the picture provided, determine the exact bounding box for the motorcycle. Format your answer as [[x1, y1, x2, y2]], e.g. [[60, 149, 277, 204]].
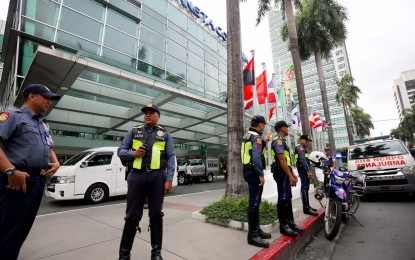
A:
[[309, 152, 366, 240]]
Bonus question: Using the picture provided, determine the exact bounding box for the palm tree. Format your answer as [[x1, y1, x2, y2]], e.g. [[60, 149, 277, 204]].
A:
[[350, 106, 374, 138], [255, 0, 312, 137], [335, 73, 361, 144], [281, 0, 348, 154], [225, 0, 248, 197], [393, 109, 415, 147]]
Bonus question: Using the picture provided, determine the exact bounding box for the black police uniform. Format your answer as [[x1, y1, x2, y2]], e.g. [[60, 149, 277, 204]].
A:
[[294, 144, 318, 215], [0, 106, 55, 259], [271, 134, 304, 237], [117, 122, 175, 260], [241, 127, 270, 248]]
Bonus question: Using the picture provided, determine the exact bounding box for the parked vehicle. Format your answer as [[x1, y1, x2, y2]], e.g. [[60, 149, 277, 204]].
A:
[[309, 151, 366, 240], [348, 136, 415, 195], [45, 147, 177, 204], [177, 157, 220, 185]]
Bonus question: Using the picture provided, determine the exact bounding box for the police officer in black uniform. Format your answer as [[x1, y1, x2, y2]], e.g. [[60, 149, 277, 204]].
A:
[[271, 121, 304, 238], [294, 135, 318, 216], [0, 84, 61, 259], [241, 115, 271, 248], [118, 104, 176, 260]]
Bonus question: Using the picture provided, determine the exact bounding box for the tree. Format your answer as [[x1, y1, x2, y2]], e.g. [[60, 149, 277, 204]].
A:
[[281, 0, 348, 154], [225, 0, 248, 197], [256, 0, 312, 137], [392, 107, 415, 148], [350, 106, 374, 138], [335, 73, 361, 144]]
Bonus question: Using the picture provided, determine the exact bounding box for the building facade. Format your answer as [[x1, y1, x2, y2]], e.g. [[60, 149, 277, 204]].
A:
[[393, 69, 415, 120], [0, 0, 230, 159], [268, 8, 352, 149]]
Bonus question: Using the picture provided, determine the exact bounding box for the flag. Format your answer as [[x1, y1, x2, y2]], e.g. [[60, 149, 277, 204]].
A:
[[268, 105, 276, 120], [309, 112, 315, 128], [267, 80, 276, 103], [244, 99, 253, 110], [313, 112, 323, 128], [290, 93, 300, 130], [277, 89, 285, 107], [256, 70, 267, 104], [243, 57, 255, 101]]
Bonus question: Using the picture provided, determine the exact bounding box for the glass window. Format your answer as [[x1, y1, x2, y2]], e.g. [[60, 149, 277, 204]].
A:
[[187, 66, 204, 86], [204, 32, 218, 52], [142, 5, 166, 22], [142, 0, 168, 16], [188, 40, 203, 57], [138, 42, 165, 68], [188, 51, 204, 71], [187, 19, 204, 40], [141, 12, 166, 34], [87, 154, 113, 166], [205, 61, 218, 79], [166, 72, 186, 86], [60, 7, 103, 43], [137, 60, 165, 79], [205, 75, 219, 93], [22, 17, 55, 41], [167, 27, 186, 46], [166, 55, 186, 77], [187, 81, 204, 95], [219, 70, 226, 85], [107, 9, 139, 37], [219, 61, 226, 74], [23, 0, 59, 26], [218, 43, 227, 60], [56, 30, 100, 55], [108, 0, 140, 17], [63, 0, 104, 21], [168, 6, 187, 29], [104, 27, 137, 56], [140, 25, 165, 50], [205, 52, 217, 66], [167, 38, 186, 61], [102, 47, 136, 68]]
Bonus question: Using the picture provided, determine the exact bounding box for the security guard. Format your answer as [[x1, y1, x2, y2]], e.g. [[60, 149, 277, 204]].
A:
[[241, 115, 270, 248], [271, 121, 304, 238], [118, 104, 176, 260], [0, 84, 61, 259], [294, 135, 318, 216]]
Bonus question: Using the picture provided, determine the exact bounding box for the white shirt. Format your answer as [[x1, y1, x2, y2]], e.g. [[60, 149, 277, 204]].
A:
[[186, 165, 193, 175]]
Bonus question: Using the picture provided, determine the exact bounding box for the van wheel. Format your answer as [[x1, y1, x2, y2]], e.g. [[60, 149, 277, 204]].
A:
[[206, 173, 214, 183], [85, 184, 108, 204], [178, 174, 186, 185]]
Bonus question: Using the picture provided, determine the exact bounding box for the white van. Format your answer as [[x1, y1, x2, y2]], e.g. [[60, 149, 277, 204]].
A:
[[45, 147, 178, 204]]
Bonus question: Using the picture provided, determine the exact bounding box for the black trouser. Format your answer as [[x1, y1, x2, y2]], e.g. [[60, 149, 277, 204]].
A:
[[243, 169, 263, 212], [273, 169, 292, 203], [186, 174, 193, 185], [0, 169, 44, 260], [298, 167, 310, 192]]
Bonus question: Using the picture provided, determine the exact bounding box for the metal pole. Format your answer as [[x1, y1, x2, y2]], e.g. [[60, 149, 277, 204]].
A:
[[251, 50, 257, 116]]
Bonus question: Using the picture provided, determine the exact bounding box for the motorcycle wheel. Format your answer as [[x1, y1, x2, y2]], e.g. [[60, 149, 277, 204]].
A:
[[325, 198, 342, 240]]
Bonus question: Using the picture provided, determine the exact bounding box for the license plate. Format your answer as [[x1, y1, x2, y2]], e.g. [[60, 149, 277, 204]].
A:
[[47, 184, 55, 189]]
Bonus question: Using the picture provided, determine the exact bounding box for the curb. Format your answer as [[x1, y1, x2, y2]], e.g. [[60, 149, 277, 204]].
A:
[[250, 207, 325, 260]]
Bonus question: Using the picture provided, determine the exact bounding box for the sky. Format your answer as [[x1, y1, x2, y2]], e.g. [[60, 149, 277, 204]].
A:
[[1, 0, 414, 136]]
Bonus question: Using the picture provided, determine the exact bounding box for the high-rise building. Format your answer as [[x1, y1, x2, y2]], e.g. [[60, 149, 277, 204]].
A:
[[393, 69, 415, 120], [268, 8, 353, 148], [0, 0, 229, 158], [0, 20, 5, 81]]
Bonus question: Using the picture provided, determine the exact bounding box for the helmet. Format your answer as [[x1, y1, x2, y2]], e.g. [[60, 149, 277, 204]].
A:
[[308, 151, 328, 168]]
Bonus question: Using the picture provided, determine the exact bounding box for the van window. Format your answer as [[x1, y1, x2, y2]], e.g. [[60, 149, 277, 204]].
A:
[[87, 154, 113, 167], [63, 151, 93, 166], [349, 141, 408, 160]]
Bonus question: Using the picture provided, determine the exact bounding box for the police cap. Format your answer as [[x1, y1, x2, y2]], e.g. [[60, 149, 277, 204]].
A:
[[274, 120, 290, 131], [141, 103, 160, 114], [300, 134, 312, 141], [23, 84, 60, 100], [251, 115, 266, 124]]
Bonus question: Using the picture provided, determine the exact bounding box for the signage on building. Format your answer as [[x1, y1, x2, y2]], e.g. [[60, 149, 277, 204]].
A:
[[177, 0, 227, 42]]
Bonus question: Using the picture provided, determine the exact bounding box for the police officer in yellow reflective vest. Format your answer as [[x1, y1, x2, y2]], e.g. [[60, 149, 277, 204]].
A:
[[117, 104, 176, 260], [271, 121, 304, 238], [241, 115, 271, 248], [294, 135, 318, 216]]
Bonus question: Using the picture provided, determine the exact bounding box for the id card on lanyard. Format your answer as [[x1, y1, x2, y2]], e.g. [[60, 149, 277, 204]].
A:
[[43, 121, 54, 147]]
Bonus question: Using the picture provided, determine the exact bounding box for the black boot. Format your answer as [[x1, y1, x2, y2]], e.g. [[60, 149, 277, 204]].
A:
[[150, 218, 163, 260], [286, 201, 305, 233], [301, 191, 318, 216], [277, 202, 298, 238], [255, 207, 271, 239], [247, 211, 269, 248], [119, 220, 139, 260]]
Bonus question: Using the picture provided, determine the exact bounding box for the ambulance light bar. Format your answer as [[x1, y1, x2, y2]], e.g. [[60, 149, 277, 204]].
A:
[[353, 135, 392, 144]]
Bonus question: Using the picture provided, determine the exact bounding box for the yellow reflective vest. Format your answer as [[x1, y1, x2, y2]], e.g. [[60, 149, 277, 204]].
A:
[[271, 135, 291, 167], [241, 130, 267, 167]]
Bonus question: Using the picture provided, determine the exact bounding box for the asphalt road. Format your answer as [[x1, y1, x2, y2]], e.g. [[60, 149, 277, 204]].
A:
[[38, 176, 227, 215], [295, 192, 415, 260]]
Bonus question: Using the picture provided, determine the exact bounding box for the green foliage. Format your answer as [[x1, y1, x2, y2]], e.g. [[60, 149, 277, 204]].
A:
[[200, 197, 278, 225]]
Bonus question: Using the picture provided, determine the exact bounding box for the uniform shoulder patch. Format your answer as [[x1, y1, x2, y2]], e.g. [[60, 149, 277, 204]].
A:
[[0, 112, 10, 122], [277, 140, 282, 145], [256, 138, 262, 144], [299, 147, 304, 151]]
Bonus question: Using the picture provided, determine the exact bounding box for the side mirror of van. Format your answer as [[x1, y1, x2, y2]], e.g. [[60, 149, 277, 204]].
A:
[[80, 161, 88, 168], [410, 148, 415, 157]]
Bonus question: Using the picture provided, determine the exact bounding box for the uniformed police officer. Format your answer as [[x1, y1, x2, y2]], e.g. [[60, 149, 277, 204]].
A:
[[271, 121, 304, 238], [294, 135, 318, 216], [241, 115, 271, 248], [324, 147, 337, 169], [118, 104, 176, 260], [0, 84, 61, 259]]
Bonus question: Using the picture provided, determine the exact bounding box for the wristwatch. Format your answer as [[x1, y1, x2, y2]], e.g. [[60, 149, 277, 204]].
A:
[[5, 167, 16, 176]]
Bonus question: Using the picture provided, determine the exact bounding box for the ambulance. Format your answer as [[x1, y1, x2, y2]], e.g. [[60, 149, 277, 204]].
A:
[[45, 147, 178, 204], [347, 136, 415, 194]]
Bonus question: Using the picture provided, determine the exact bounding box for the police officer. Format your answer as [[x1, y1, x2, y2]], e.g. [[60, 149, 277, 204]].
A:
[[0, 84, 61, 259], [118, 104, 176, 260], [294, 135, 318, 216], [324, 147, 337, 169], [241, 115, 270, 248], [271, 121, 304, 238]]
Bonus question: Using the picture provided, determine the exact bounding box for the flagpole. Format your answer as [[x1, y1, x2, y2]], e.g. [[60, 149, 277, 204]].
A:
[[262, 63, 272, 168], [252, 50, 258, 116], [272, 73, 277, 122]]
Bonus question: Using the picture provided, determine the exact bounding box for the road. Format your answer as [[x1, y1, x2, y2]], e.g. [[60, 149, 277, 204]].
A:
[[296, 193, 415, 260], [38, 176, 227, 215]]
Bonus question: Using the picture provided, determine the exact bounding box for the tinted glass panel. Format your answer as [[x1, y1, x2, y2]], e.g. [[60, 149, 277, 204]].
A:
[[63, 0, 104, 21], [60, 7, 103, 43], [140, 25, 165, 50], [22, 17, 55, 41], [167, 27, 186, 46], [56, 30, 100, 55], [23, 0, 59, 26], [141, 12, 166, 34], [187, 66, 204, 86], [188, 40, 204, 57], [104, 27, 137, 56], [166, 55, 186, 77], [102, 47, 136, 68], [188, 51, 203, 71], [108, 0, 140, 17], [167, 39, 186, 61], [205, 62, 218, 79], [142, 0, 168, 16], [168, 6, 187, 29], [138, 43, 165, 68], [107, 9, 139, 36]]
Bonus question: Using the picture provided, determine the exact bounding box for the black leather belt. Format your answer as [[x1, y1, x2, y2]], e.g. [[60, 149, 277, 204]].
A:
[[243, 165, 255, 170], [132, 167, 166, 173], [15, 167, 44, 175]]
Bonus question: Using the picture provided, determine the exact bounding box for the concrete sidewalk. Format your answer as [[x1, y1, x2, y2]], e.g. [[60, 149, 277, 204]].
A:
[[19, 187, 324, 260]]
